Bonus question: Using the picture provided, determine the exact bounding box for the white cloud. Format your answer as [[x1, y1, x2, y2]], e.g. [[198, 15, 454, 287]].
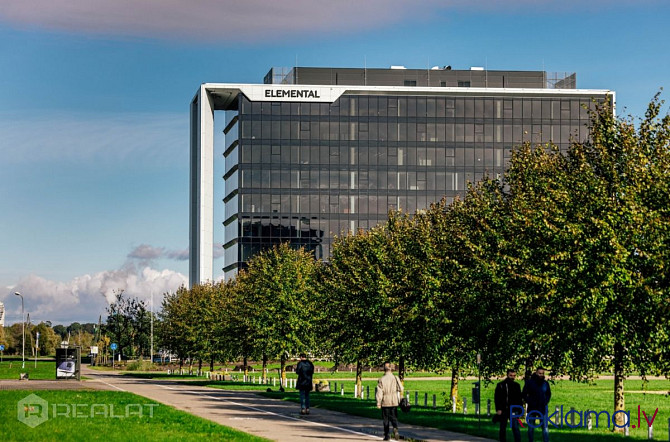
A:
[[2, 265, 187, 325], [0, 112, 186, 167]]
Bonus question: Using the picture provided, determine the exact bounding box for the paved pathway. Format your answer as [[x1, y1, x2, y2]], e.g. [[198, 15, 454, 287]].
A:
[[81, 366, 494, 442]]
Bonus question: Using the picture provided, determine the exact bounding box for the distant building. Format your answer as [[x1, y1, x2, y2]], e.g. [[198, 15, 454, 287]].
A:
[[189, 66, 614, 285]]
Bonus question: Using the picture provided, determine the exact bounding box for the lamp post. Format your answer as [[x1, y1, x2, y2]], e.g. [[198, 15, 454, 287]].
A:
[[14, 292, 25, 369], [150, 290, 153, 364]]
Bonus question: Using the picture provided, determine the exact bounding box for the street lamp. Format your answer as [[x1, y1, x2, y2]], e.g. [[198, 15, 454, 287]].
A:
[[14, 292, 25, 369]]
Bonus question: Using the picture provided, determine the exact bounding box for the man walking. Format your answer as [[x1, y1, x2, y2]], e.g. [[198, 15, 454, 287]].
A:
[[494, 369, 522, 442], [522, 367, 551, 442], [376, 362, 403, 440], [296, 353, 314, 415]]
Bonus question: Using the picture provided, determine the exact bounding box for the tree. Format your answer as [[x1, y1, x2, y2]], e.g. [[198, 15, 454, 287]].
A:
[[52, 324, 67, 339], [33, 322, 59, 356], [546, 97, 670, 427], [320, 227, 391, 396], [105, 290, 152, 358], [238, 243, 318, 385], [494, 96, 670, 428], [159, 286, 193, 368]]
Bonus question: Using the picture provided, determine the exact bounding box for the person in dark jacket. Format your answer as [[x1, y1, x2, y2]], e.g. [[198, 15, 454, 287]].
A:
[[295, 353, 314, 415], [522, 367, 551, 442], [495, 369, 523, 442]]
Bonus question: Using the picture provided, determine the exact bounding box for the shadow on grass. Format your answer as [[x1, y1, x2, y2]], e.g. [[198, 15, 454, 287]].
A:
[[121, 372, 205, 379]]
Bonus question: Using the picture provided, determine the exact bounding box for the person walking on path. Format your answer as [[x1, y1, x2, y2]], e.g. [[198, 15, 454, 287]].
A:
[[296, 353, 314, 415], [522, 367, 551, 442], [376, 362, 403, 440], [494, 369, 523, 442]]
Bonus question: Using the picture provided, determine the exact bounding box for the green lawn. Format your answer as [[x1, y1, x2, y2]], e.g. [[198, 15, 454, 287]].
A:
[[257, 379, 669, 442], [0, 357, 57, 380], [1, 390, 270, 441]]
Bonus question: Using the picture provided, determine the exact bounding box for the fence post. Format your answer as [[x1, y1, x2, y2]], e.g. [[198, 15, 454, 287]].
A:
[[415, 391, 418, 406], [452, 396, 456, 413], [570, 407, 575, 427], [433, 394, 436, 409], [367, 385, 370, 400], [341, 385, 344, 396], [587, 414, 592, 431], [354, 384, 358, 398], [334, 382, 337, 393], [424, 392, 428, 407], [648, 424, 653, 440], [487, 399, 491, 416], [463, 397, 468, 414]]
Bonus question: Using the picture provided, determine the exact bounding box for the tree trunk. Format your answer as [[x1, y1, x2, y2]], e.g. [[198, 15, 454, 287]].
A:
[[613, 343, 626, 432], [198, 358, 202, 373], [450, 365, 459, 404], [356, 360, 363, 398], [243, 355, 249, 378], [280, 353, 287, 388], [262, 353, 268, 383], [524, 357, 533, 381], [398, 356, 405, 383], [210, 355, 214, 372], [179, 357, 183, 370]]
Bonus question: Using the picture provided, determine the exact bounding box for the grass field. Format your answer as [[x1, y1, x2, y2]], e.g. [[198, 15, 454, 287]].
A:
[[0, 357, 57, 380], [1, 389, 269, 441], [253, 378, 669, 442], [112, 365, 670, 441]]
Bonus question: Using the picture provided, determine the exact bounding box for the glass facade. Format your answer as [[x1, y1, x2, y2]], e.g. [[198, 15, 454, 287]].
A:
[[223, 92, 600, 277]]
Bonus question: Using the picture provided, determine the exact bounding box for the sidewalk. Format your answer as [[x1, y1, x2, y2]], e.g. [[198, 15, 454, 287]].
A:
[[81, 366, 494, 442]]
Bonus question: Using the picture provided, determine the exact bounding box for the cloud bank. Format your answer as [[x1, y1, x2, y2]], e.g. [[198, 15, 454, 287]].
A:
[[2, 0, 649, 43], [0, 241, 230, 324], [3, 266, 187, 325], [1, 0, 437, 42], [2, 244, 193, 324]]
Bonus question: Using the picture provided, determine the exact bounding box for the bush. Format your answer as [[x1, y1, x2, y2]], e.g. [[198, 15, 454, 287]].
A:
[[125, 360, 157, 371]]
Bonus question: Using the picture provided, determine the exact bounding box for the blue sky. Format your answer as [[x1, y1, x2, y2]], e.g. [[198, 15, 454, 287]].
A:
[[1, 0, 668, 325]]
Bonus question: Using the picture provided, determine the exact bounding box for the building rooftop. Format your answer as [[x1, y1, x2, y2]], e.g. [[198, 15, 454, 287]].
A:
[[264, 66, 577, 89]]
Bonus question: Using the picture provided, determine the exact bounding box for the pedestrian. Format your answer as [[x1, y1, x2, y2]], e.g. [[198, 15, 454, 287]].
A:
[[494, 369, 523, 442], [295, 353, 314, 415], [522, 367, 551, 442], [375, 362, 403, 440]]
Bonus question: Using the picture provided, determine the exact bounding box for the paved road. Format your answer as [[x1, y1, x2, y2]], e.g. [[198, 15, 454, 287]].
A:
[[81, 366, 494, 442]]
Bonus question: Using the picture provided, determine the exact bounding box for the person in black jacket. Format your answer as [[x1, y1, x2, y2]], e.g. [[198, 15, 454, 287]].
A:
[[495, 369, 523, 442], [522, 367, 551, 442], [295, 354, 314, 415]]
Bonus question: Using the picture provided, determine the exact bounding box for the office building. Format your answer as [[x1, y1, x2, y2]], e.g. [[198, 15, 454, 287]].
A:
[[190, 66, 613, 285]]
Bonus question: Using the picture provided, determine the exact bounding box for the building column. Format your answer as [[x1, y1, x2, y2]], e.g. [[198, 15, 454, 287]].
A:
[[189, 86, 214, 286]]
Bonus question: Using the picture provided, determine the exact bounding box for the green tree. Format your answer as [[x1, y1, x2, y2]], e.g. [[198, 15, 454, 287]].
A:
[[321, 227, 391, 396], [239, 243, 318, 385], [495, 96, 669, 427], [33, 322, 59, 356], [105, 290, 152, 359]]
